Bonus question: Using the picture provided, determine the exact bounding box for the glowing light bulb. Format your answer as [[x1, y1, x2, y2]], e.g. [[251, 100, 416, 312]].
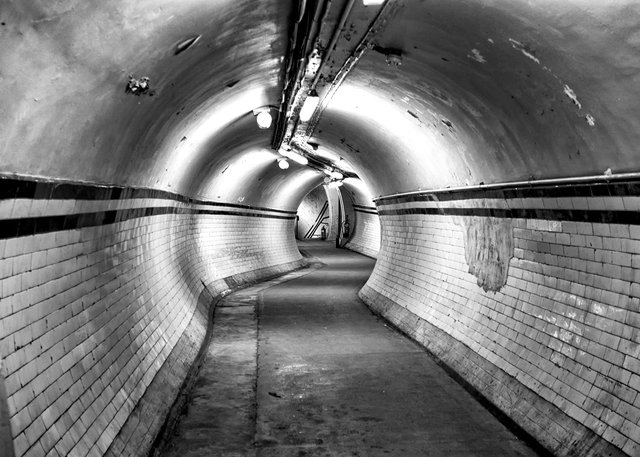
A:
[[299, 91, 320, 122], [256, 110, 272, 129], [280, 149, 308, 165], [278, 158, 289, 169]]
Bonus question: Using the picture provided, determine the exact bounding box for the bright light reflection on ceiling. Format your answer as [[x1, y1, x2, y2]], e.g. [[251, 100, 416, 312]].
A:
[[328, 84, 437, 150], [326, 83, 454, 186], [199, 147, 277, 198], [271, 168, 324, 209], [163, 86, 269, 189], [343, 177, 376, 204], [311, 145, 355, 173], [313, 147, 339, 162]]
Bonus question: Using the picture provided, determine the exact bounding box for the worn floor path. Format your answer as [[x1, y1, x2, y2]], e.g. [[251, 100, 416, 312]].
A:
[[160, 241, 541, 457]]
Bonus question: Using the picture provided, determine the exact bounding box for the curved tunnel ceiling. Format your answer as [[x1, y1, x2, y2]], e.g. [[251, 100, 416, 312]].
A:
[[2, 0, 640, 210], [312, 0, 640, 198]]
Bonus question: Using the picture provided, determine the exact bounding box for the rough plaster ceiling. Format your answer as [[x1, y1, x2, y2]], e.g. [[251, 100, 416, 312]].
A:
[[1, 0, 639, 209]]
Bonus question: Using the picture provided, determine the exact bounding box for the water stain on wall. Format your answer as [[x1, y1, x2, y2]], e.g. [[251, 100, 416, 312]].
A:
[[458, 216, 513, 292]]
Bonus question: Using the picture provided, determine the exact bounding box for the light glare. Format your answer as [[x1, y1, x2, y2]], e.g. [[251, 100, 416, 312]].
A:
[[256, 110, 272, 129], [299, 92, 320, 122], [280, 149, 309, 165]]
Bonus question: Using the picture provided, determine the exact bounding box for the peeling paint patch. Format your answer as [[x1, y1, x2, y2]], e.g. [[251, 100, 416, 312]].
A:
[[563, 84, 582, 109], [508, 38, 540, 64], [458, 217, 514, 292], [467, 48, 486, 63], [585, 113, 596, 126]]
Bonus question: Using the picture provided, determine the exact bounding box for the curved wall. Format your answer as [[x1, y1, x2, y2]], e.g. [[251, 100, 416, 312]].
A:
[[360, 180, 640, 457], [296, 186, 328, 240], [342, 180, 380, 259], [0, 177, 304, 457], [3, 1, 640, 457]]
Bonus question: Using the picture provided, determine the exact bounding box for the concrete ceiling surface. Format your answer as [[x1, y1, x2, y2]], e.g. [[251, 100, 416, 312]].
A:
[[2, 0, 639, 208], [313, 0, 640, 197]]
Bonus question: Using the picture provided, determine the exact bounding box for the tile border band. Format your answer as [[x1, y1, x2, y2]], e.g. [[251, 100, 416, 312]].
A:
[[353, 205, 378, 216], [375, 175, 640, 205], [0, 176, 296, 216], [0, 207, 295, 241], [353, 204, 378, 215], [378, 207, 640, 225]]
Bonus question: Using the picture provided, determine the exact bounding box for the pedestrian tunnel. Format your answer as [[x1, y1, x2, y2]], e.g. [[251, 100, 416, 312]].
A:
[[1, 1, 640, 457]]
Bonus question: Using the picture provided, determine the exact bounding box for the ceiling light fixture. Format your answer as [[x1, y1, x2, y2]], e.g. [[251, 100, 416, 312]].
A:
[[253, 107, 273, 129], [280, 149, 309, 166], [277, 158, 290, 169], [315, 149, 339, 162], [362, 0, 385, 5], [299, 90, 320, 122]]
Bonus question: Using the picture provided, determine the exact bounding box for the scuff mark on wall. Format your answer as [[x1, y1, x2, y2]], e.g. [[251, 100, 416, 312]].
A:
[[563, 84, 582, 109], [457, 216, 514, 292], [585, 113, 596, 126], [467, 48, 486, 63], [508, 38, 540, 64]]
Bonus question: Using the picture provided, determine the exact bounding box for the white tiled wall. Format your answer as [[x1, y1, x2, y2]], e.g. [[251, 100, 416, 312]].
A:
[[363, 200, 640, 456], [0, 197, 301, 457], [345, 211, 380, 259]]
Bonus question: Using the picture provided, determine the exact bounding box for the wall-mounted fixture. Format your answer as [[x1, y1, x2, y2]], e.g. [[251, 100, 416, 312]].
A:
[[280, 148, 309, 165], [385, 51, 402, 67], [253, 107, 273, 129], [299, 90, 320, 122], [277, 158, 290, 169], [125, 75, 151, 96], [323, 169, 344, 180], [372, 45, 403, 67]]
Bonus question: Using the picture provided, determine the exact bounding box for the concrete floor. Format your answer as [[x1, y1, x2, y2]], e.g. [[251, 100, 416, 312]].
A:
[[160, 241, 541, 457]]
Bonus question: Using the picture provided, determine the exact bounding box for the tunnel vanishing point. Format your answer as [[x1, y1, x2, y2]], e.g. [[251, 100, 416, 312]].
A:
[[2, 0, 640, 456]]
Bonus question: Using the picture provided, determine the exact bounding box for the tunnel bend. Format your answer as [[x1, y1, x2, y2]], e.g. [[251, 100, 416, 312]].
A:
[[2, 1, 640, 457]]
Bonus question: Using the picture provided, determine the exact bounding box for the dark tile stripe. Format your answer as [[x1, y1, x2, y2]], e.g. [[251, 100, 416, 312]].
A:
[[376, 178, 640, 205], [378, 207, 640, 225], [0, 207, 295, 240], [353, 204, 377, 211], [0, 177, 296, 215], [354, 208, 379, 216]]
